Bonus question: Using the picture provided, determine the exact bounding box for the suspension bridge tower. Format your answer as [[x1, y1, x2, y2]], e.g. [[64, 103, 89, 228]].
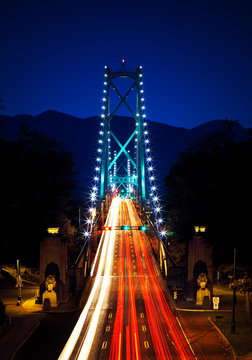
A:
[[82, 61, 167, 275], [99, 60, 146, 207], [87, 60, 164, 238]]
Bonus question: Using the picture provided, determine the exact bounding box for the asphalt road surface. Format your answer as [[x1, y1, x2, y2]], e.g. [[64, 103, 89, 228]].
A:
[[59, 197, 195, 360]]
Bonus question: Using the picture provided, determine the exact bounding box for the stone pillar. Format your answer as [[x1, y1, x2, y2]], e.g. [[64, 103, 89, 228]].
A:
[[186, 235, 213, 301], [40, 236, 68, 303]]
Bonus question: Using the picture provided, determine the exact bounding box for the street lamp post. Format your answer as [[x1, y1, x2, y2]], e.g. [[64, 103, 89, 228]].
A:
[[16, 259, 22, 306], [231, 247, 236, 334]]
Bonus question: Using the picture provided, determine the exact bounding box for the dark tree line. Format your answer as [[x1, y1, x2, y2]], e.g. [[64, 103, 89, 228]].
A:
[[0, 125, 78, 266], [164, 122, 252, 268], [0, 94, 4, 112]]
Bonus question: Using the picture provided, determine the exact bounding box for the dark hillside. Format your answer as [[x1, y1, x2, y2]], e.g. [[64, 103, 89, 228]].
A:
[[0, 111, 249, 197]]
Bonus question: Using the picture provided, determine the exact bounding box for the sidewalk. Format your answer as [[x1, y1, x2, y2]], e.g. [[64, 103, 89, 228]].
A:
[[0, 298, 45, 360], [178, 310, 235, 360], [172, 298, 235, 359], [0, 294, 81, 360]]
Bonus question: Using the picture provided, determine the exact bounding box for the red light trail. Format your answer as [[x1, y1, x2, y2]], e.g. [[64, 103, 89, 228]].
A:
[[59, 198, 195, 360], [126, 199, 195, 359]]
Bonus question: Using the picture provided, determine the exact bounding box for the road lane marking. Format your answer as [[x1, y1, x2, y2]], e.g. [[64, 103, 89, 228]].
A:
[[144, 340, 150, 349], [102, 341, 107, 349]]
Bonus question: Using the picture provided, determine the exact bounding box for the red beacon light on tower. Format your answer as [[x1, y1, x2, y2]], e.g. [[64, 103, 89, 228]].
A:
[[122, 59, 125, 66]]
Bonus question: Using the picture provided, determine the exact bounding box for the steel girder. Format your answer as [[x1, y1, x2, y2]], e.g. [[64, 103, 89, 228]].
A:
[[99, 63, 146, 206]]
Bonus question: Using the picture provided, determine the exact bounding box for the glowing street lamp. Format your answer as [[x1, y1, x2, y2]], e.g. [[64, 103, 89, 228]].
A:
[[194, 225, 206, 234], [47, 227, 59, 234]]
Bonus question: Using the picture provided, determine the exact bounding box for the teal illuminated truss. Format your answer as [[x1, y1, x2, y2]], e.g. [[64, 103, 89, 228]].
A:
[[99, 62, 146, 205], [81, 62, 169, 269]]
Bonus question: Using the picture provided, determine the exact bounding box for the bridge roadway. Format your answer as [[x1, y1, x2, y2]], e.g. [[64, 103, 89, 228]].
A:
[[59, 197, 195, 360]]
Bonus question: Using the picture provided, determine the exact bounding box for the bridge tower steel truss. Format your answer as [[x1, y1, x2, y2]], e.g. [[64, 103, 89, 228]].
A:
[[79, 63, 169, 276], [99, 63, 146, 206]]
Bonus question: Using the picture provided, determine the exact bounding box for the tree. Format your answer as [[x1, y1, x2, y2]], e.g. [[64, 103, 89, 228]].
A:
[[0, 94, 4, 112], [0, 126, 78, 265], [235, 273, 251, 319], [164, 122, 252, 268]]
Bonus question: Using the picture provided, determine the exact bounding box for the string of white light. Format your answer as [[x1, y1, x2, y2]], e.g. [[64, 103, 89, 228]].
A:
[[83, 66, 108, 239], [138, 67, 166, 239], [83, 64, 166, 240]]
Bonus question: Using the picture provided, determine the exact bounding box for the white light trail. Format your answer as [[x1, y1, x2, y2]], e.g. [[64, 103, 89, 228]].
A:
[[77, 200, 118, 359], [58, 197, 120, 360]]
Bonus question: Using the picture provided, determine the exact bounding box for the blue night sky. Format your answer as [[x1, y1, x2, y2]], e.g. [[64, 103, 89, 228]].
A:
[[0, 0, 251, 129]]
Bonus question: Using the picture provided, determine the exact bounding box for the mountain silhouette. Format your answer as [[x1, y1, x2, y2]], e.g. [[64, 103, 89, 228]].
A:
[[0, 111, 249, 197]]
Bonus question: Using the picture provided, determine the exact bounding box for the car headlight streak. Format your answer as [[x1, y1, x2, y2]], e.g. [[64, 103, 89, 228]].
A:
[[58, 197, 120, 360]]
